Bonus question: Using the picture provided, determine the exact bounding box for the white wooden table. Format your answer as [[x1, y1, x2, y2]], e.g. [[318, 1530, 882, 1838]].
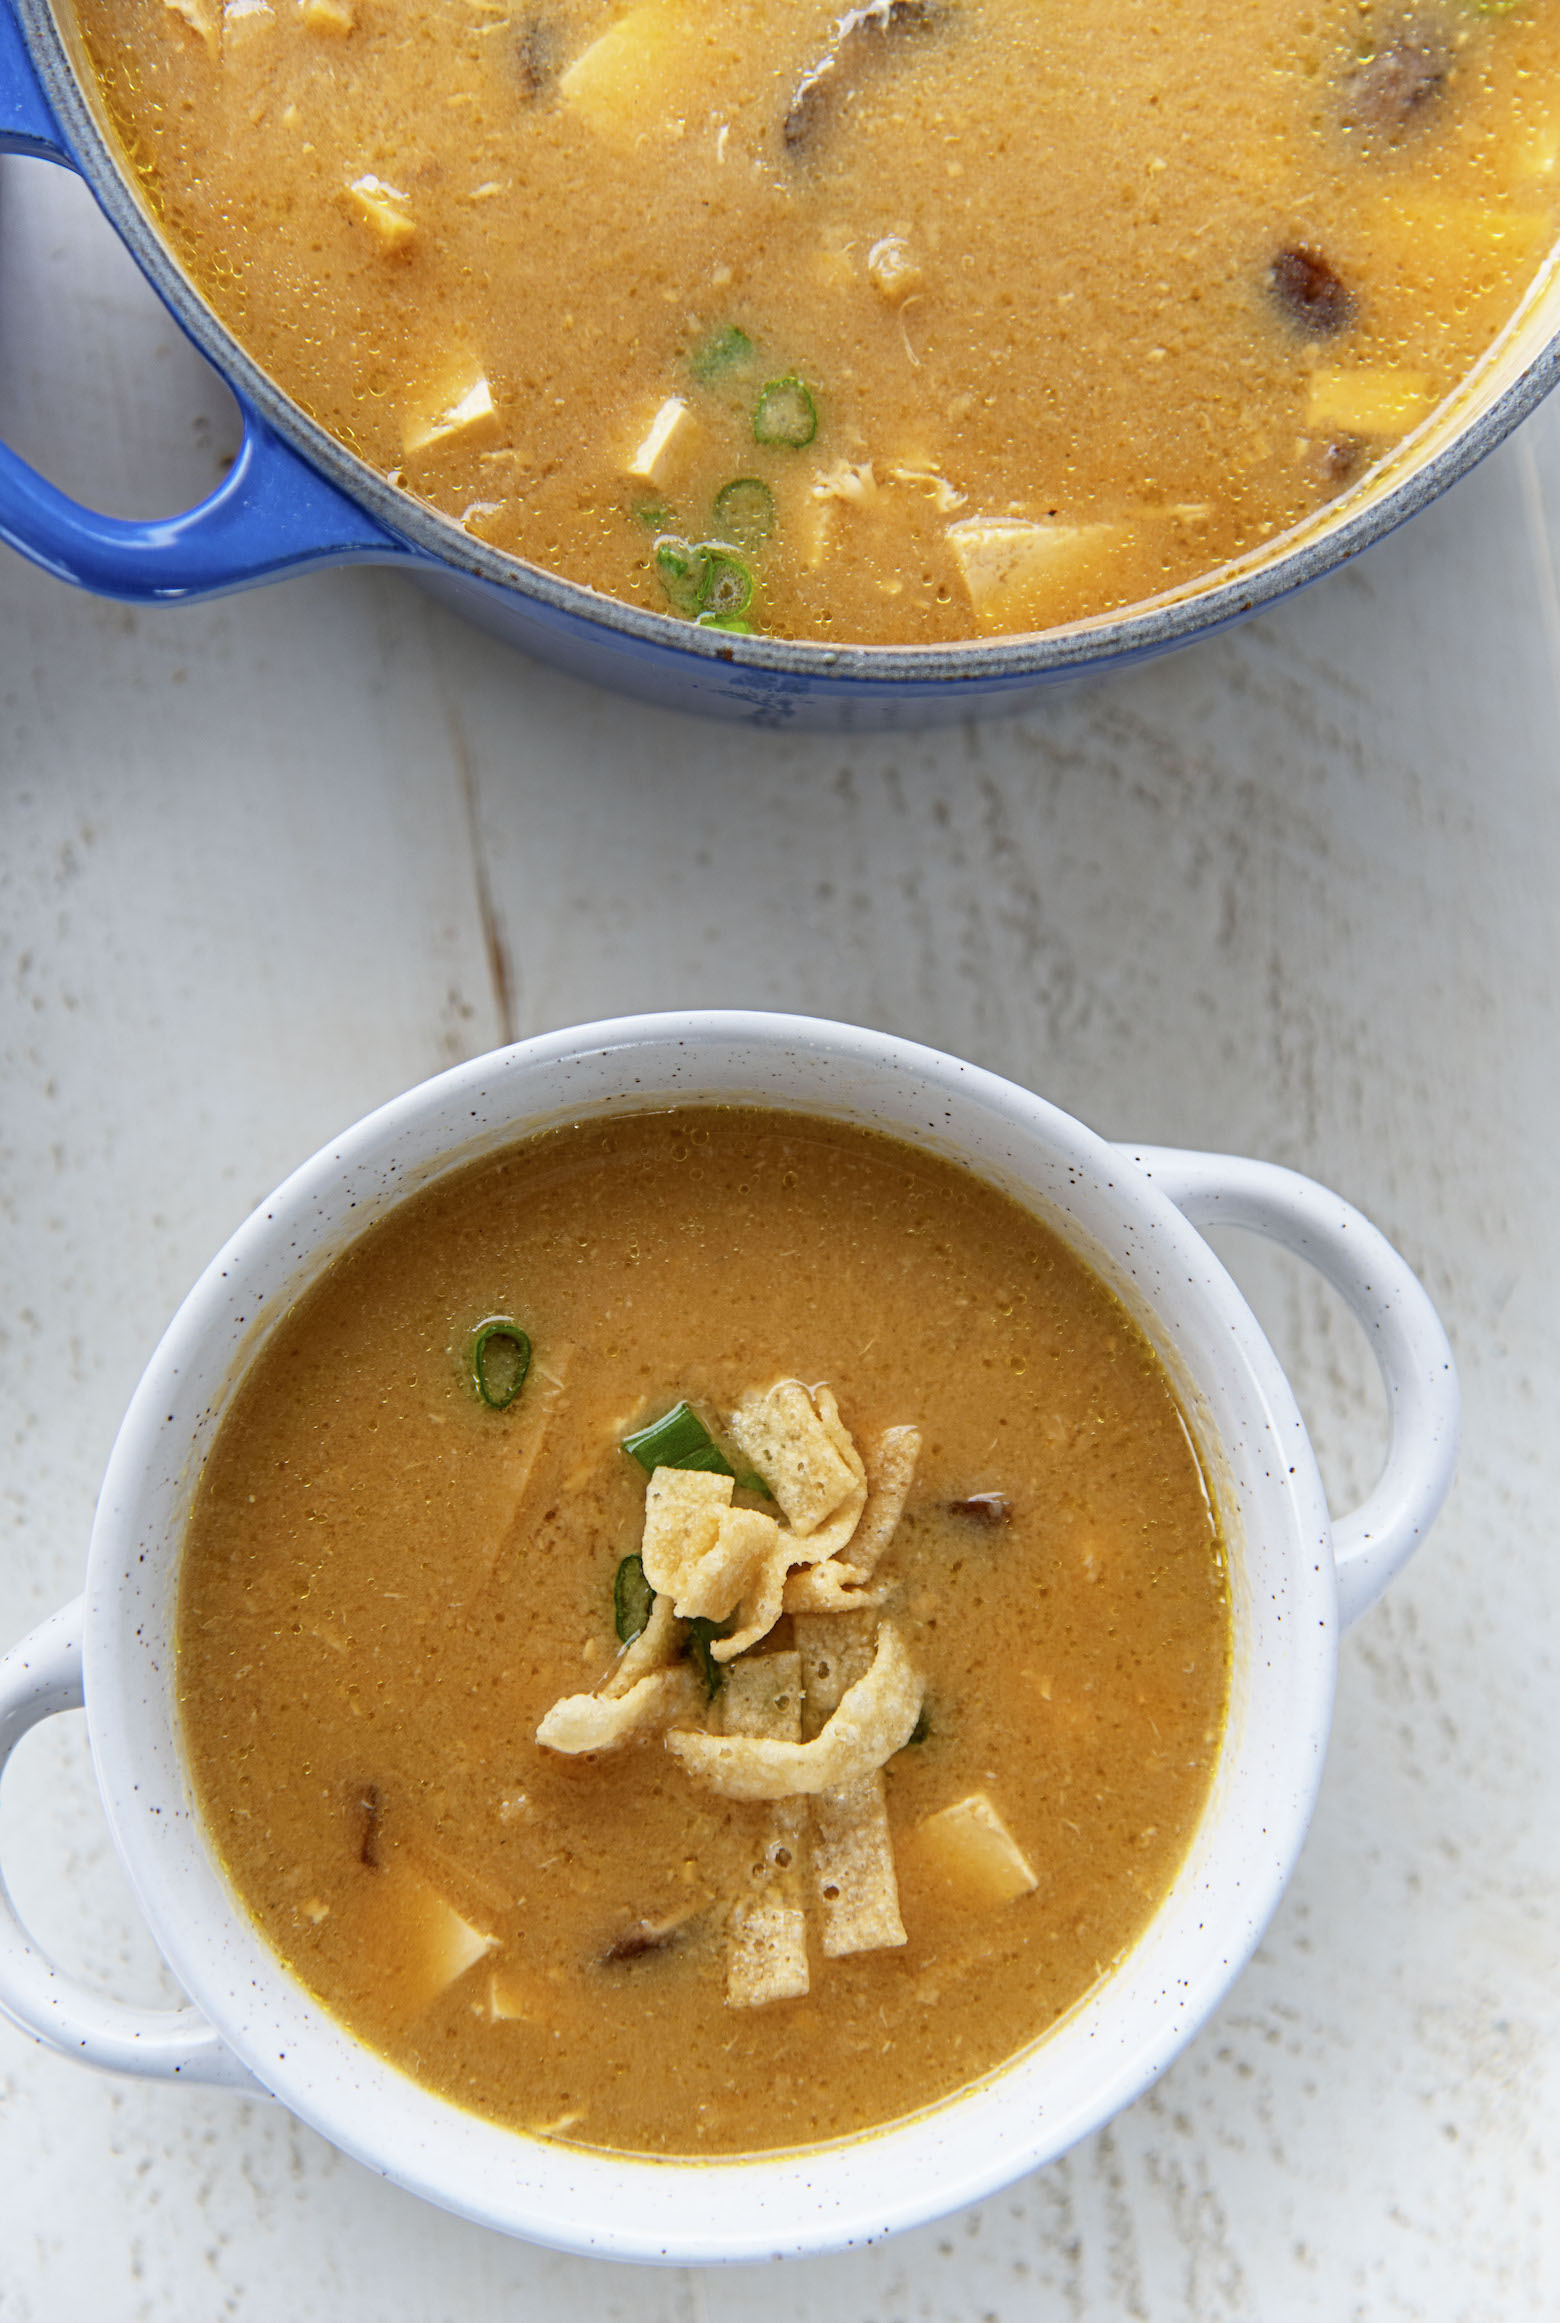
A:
[[1, 152, 1555, 2323]]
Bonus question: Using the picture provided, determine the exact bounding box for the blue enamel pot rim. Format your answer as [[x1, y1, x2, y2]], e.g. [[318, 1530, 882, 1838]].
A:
[[14, 0, 1560, 686]]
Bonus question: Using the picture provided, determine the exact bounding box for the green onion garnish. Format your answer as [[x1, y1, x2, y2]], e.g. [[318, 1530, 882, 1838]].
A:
[[712, 477, 776, 549], [686, 1617, 728, 1699], [689, 323, 755, 383], [634, 500, 672, 530], [654, 534, 711, 615], [696, 614, 756, 634], [614, 1553, 654, 1643], [753, 376, 818, 447], [701, 550, 753, 619], [472, 1318, 531, 1409], [622, 1400, 735, 1476]]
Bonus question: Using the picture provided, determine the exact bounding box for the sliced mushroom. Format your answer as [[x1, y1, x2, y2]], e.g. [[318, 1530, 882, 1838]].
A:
[[784, 0, 945, 157]]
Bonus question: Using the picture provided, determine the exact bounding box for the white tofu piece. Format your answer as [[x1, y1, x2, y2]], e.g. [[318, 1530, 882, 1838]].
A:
[[559, 1, 712, 142], [346, 173, 416, 255], [1305, 369, 1434, 437], [402, 362, 499, 457], [164, 0, 218, 54], [721, 1652, 810, 2008], [222, 0, 273, 48], [624, 396, 697, 486], [349, 1859, 499, 2021], [485, 1959, 542, 2021], [299, 0, 353, 30], [909, 1792, 1038, 1910], [946, 518, 1131, 633]]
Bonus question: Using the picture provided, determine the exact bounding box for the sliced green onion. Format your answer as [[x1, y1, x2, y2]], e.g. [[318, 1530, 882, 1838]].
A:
[[654, 534, 711, 615], [689, 323, 755, 383], [614, 1553, 654, 1644], [701, 550, 754, 618], [634, 499, 672, 530], [622, 1399, 735, 1477], [696, 614, 756, 634], [686, 1617, 728, 1699], [735, 1468, 773, 1499], [472, 1318, 531, 1409], [712, 477, 776, 549], [753, 375, 818, 447]]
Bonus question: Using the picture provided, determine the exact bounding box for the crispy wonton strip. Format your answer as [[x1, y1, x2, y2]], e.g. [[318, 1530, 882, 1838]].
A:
[[794, 1611, 906, 1955], [844, 1423, 920, 1579], [711, 1527, 791, 1661], [782, 1564, 892, 1614], [601, 1591, 680, 1698], [727, 1380, 864, 1541], [536, 1666, 699, 1753], [721, 1653, 810, 2007], [666, 1621, 922, 1800], [811, 1774, 907, 1956], [639, 1467, 733, 1605], [639, 1469, 792, 1639], [783, 1423, 919, 1611]]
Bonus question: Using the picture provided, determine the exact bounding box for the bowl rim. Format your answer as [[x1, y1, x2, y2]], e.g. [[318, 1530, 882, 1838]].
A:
[[79, 1011, 1338, 2262], [19, 0, 1560, 687]]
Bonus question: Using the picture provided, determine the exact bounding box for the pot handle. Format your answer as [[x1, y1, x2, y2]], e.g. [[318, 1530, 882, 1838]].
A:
[[1, 16, 414, 600], [0, 1599, 258, 2085], [1, 0, 64, 160], [1120, 1147, 1459, 1628], [0, 404, 415, 602]]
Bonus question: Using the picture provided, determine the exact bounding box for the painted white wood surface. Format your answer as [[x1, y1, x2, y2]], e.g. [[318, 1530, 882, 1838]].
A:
[[0, 153, 1556, 2323]]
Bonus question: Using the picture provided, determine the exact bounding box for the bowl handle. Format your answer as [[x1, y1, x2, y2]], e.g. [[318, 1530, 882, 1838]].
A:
[[0, 1599, 260, 2085], [1, 17, 415, 600], [1119, 1148, 1459, 1627]]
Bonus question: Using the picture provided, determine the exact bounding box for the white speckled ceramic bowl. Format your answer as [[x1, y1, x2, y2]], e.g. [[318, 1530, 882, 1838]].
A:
[[0, 1014, 1458, 2262]]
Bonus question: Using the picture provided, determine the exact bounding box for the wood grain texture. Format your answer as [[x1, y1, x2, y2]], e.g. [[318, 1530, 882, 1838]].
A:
[[1, 151, 1556, 2323]]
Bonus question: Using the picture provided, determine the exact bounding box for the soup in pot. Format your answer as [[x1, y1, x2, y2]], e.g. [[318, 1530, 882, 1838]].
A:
[[73, 0, 1560, 643], [178, 1107, 1230, 2156]]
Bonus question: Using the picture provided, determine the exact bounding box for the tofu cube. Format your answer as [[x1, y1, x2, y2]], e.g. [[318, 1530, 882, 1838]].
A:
[[346, 173, 416, 255], [403, 361, 499, 457], [909, 1792, 1037, 1910], [222, 0, 274, 48], [164, 0, 219, 55], [946, 518, 1130, 632], [559, 1, 714, 141], [300, 0, 354, 30], [624, 396, 698, 486], [350, 1860, 498, 2022], [1306, 369, 1434, 437]]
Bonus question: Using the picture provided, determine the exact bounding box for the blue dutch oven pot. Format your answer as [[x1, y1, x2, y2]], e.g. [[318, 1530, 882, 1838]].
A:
[[5, 0, 1560, 727]]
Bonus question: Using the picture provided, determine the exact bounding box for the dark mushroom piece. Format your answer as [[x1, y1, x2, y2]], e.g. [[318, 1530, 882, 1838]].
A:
[[947, 1492, 1012, 1526], [599, 1905, 702, 1965], [1269, 245, 1355, 338], [1312, 435, 1370, 496], [784, 0, 944, 157], [1342, 29, 1450, 137], [355, 1781, 385, 1868], [515, 11, 561, 102]]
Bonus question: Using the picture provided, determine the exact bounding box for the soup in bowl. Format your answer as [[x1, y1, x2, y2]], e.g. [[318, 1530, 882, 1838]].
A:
[[0, 1014, 1457, 2259]]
